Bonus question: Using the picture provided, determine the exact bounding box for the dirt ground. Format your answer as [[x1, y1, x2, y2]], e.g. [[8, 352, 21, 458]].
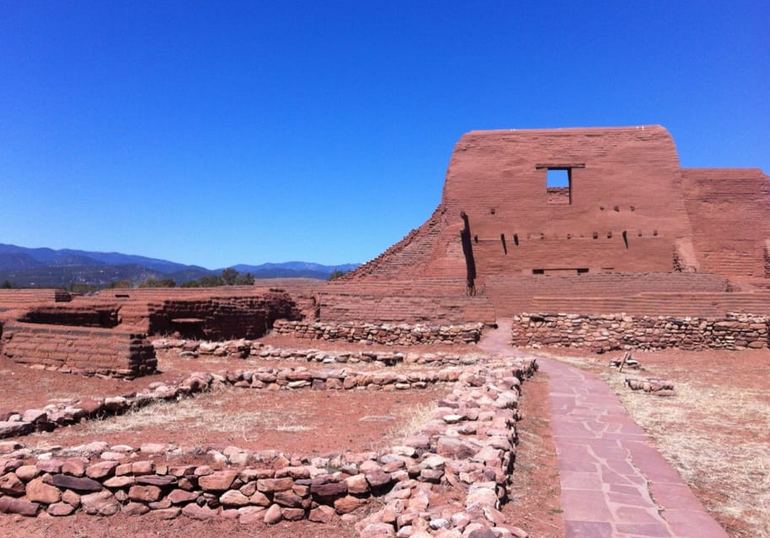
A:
[[538, 347, 770, 538], [0, 335, 561, 536], [499, 370, 565, 538], [0, 346, 447, 414], [0, 360, 177, 413], [0, 510, 361, 538], [20, 385, 444, 455]]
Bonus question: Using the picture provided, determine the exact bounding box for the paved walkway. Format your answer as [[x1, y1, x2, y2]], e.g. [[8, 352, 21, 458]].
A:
[[479, 320, 728, 538]]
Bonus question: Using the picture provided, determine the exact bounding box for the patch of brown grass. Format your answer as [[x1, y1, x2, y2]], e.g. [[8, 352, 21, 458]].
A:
[[382, 401, 437, 444], [77, 388, 315, 441]]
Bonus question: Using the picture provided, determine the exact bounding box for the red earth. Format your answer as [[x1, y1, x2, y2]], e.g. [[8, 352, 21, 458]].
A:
[[19, 385, 447, 455]]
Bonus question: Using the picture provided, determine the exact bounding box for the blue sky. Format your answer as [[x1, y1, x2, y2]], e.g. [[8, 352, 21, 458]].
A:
[[1, 1, 768, 268]]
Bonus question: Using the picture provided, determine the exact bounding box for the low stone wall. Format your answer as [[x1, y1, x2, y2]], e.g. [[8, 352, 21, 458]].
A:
[[0, 322, 156, 378], [0, 358, 538, 538], [0, 364, 470, 440], [272, 320, 483, 346], [511, 312, 769, 352], [153, 338, 485, 367]]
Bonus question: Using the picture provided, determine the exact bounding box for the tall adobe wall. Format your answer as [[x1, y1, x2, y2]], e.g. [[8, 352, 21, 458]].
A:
[[346, 125, 696, 282], [682, 168, 770, 278], [333, 125, 770, 322]]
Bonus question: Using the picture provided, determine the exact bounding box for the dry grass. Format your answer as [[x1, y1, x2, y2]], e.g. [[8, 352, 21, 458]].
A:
[[382, 401, 438, 444], [544, 351, 770, 538], [64, 386, 444, 452], [78, 388, 314, 441]]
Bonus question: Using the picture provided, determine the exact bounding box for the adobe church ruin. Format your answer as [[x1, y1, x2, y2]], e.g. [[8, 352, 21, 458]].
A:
[[0, 126, 766, 533], [1, 125, 768, 375], [322, 125, 770, 323]]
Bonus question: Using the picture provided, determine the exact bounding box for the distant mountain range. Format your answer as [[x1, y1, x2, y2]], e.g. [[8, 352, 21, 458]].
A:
[[0, 243, 359, 288]]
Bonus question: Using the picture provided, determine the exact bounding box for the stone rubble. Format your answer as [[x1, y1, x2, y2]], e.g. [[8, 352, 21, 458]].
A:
[[624, 377, 675, 394]]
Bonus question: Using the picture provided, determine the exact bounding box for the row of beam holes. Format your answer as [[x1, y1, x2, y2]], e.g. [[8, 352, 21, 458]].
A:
[[476, 230, 658, 242], [490, 206, 637, 213], [599, 205, 636, 212], [492, 230, 660, 254]]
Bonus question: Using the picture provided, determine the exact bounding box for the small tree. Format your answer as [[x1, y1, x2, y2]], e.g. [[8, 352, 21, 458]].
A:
[[139, 277, 176, 288], [235, 271, 255, 285], [221, 268, 239, 286], [0, 280, 12, 289], [328, 269, 348, 280], [179, 269, 253, 288]]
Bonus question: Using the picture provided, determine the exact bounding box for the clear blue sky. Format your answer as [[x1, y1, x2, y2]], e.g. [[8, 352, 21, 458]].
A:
[[1, 1, 768, 268]]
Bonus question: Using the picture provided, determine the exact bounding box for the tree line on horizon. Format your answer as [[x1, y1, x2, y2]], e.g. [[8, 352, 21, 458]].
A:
[[1, 266, 353, 291], [111, 268, 257, 289]]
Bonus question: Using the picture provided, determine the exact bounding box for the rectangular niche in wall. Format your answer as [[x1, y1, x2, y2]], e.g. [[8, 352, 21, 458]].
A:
[[546, 168, 572, 205]]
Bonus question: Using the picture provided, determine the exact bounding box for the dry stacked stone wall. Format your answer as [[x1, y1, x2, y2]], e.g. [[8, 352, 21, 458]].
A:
[[272, 320, 483, 346], [154, 337, 486, 367], [0, 365, 464, 440], [1, 322, 156, 378], [0, 357, 538, 538], [511, 312, 769, 352]]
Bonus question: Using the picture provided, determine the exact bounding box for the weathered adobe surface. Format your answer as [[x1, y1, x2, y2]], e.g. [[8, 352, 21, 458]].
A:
[[330, 126, 769, 322], [0, 289, 71, 308], [0, 357, 537, 538], [682, 168, 770, 279], [0, 289, 301, 378], [19, 305, 120, 328], [88, 288, 302, 336], [511, 312, 769, 353], [145, 293, 301, 340], [1, 322, 156, 378]]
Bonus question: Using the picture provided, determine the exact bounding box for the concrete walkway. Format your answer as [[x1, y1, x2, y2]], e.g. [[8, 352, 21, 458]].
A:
[[479, 320, 728, 538]]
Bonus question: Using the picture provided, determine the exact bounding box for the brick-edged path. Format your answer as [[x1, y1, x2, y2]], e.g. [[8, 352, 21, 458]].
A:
[[479, 320, 728, 538]]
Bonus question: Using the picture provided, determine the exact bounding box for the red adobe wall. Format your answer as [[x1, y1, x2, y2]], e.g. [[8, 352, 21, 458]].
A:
[[346, 126, 696, 283], [1, 321, 156, 378], [337, 126, 769, 322], [440, 126, 694, 276], [682, 168, 770, 278], [146, 293, 302, 340], [85, 288, 303, 337]]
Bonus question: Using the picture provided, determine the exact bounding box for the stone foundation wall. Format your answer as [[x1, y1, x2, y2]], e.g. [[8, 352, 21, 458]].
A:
[[0, 363, 475, 440], [154, 337, 487, 367], [272, 320, 483, 345], [0, 358, 538, 537], [511, 312, 769, 352], [0, 322, 156, 378]]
